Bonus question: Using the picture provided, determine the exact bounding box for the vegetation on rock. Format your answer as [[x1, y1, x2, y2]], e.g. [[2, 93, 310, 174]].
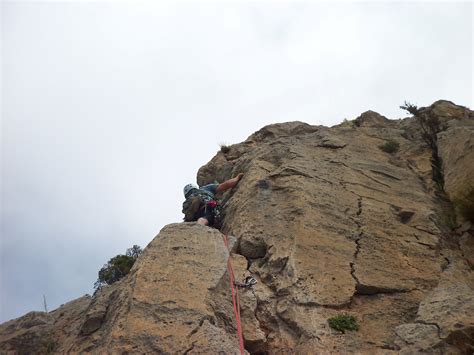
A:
[[378, 139, 400, 153], [328, 314, 359, 333], [94, 245, 142, 290], [45, 339, 56, 354], [441, 210, 458, 231], [220, 143, 231, 154]]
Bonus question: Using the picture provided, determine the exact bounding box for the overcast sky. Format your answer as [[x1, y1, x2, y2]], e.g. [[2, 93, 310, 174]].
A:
[[1, 1, 472, 323]]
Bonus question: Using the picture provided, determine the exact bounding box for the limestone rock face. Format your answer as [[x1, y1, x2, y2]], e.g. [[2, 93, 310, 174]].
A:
[[1, 101, 473, 354], [0, 297, 91, 354], [75, 224, 242, 354], [438, 118, 474, 202]]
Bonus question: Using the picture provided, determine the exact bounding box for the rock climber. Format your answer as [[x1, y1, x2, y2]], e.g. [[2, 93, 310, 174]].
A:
[[182, 173, 244, 226]]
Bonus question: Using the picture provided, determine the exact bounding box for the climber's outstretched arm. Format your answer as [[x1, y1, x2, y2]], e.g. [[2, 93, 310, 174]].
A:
[[216, 173, 244, 193]]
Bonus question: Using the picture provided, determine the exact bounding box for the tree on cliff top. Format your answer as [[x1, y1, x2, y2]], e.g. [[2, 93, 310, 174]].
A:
[[94, 245, 142, 290]]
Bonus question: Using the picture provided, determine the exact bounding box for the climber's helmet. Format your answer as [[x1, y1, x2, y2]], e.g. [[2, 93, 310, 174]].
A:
[[183, 183, 198, 198]]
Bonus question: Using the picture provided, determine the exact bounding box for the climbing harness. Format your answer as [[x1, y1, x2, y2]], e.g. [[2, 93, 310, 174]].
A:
[[207, 200, 222, 228], [222, 234, 245, 355], [206, 200, 218, 208], [182, 192, 221, 226], [234, 276, 257, 289]]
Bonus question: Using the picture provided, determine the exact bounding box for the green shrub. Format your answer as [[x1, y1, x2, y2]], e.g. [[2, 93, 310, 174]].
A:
[[45, 339, 56, 354], [328, 314, 359, 333], [378, 140, 400, 154], [453, 186, 474, 223], [441, 211, 458, 231], [94, 245, 142, 290]]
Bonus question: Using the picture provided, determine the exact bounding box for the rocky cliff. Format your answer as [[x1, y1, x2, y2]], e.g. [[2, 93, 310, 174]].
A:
[[1, 100, 473, 354]]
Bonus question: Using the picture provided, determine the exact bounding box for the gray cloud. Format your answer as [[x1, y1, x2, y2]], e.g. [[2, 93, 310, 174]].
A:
[[1, 1, 472, 322]]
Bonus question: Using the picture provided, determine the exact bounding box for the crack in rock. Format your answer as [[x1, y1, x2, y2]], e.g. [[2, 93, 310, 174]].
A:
[[183, 341, 197, 354], [369, 169, 402, 181], [350, 196, 363, 290], [356, 197, 362, 216], [355, 284, 411, 295], [415, 320, 442, 339], [187, 316, 213, 339], [295, 300, 351, 310]]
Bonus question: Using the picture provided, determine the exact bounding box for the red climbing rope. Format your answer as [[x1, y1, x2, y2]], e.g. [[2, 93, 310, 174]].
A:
[[223, 234, 245, 355]]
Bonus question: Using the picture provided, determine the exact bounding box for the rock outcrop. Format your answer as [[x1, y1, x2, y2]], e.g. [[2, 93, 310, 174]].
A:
[[1, 100, 473, 354]]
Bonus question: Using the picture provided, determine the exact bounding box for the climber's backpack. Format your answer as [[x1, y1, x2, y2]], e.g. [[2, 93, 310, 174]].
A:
[[182, 191, 212, 222]]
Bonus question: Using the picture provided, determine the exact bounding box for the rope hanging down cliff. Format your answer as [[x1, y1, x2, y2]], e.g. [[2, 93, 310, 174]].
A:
[[223, 234, 245, 355]]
